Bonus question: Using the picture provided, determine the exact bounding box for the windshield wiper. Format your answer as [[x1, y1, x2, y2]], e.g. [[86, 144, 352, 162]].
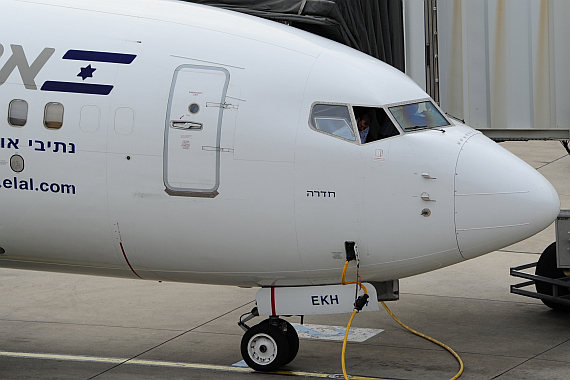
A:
[[407, 125, 429, 131]]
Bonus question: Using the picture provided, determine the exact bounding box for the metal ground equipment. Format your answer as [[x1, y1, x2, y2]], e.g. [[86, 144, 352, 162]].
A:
[[511, 210, 570, 311]]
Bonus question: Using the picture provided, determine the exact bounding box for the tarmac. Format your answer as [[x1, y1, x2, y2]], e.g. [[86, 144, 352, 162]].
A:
[[1, 140, 569, 380]]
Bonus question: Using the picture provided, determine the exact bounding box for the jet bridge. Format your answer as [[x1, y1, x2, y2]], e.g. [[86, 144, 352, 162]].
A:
[[184, 0, 405, 72], [404, 0, 570, 142]]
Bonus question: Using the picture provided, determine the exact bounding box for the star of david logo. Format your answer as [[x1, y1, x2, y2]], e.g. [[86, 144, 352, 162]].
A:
[[77, 64, 96, 80]]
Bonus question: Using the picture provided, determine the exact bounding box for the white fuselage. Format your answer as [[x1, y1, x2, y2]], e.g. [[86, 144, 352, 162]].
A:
[[0, 0, 560, 287]]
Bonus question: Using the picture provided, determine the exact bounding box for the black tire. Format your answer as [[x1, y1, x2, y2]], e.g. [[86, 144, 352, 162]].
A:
[[240, 322, 290, 371], [535, 242, 570, 312], [283, 321, 299, 365], [259, 319, 299, 365]]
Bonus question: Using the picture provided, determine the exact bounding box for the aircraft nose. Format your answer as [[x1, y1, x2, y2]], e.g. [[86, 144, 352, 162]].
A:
[[455, 133, 560, 260]]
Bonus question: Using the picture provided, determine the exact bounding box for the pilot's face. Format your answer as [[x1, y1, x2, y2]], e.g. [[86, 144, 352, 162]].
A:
[[357, 118, 370, 131]]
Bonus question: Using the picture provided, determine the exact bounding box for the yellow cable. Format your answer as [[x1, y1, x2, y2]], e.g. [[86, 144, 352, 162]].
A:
[[341, 260, 349, 283], [341, 309, 358, 380], [341, 260, 368, 294], [380, 301, 464, 380], [341, 260, 366, 380], [340, 259, 464, 380]]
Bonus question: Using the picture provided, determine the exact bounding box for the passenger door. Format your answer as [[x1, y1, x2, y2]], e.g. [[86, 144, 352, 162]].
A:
[[164, 65, 229, 197]]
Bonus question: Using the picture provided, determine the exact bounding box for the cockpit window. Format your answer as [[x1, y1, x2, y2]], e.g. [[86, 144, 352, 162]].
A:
[[311, 104, 356, 141], [353, 106, 400, 144], [388, 101, 449, 132]]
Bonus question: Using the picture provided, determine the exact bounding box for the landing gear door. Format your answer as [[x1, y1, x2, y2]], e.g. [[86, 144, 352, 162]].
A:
[[164, 65, 229, 197]]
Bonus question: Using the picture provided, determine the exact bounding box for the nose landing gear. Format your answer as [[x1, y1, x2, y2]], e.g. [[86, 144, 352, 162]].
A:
[[241, 321, 289, 371], [239, 309, 300, 371]]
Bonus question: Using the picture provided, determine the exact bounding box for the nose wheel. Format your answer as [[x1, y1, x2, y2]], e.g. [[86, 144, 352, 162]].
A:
[[240, 315, 299, 371]]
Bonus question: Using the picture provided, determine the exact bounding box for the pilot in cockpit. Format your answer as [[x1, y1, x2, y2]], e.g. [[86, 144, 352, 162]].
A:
[[353, 106, 400, 144], [356, 112, 372, 144]]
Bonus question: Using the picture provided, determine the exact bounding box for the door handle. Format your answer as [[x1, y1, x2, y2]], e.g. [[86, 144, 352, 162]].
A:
[[170, 121, 203, 130]]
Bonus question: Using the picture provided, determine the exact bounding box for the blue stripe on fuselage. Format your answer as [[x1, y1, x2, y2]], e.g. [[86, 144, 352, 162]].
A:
[[41, 81, 113, 95], [62, 50, 136, 64]]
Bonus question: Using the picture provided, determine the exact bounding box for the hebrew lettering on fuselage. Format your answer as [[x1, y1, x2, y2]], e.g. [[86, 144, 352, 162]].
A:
[[1, 138, 19, 149], [5, 138, 19, 149], [53, 142, 66, 153], [27, 139, 76, 153], [306, 190, 336, 198], [32, 140, 45, 151]]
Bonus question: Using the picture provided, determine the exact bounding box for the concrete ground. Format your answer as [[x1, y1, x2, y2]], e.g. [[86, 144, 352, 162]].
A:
[[1, 140, 569, 380]]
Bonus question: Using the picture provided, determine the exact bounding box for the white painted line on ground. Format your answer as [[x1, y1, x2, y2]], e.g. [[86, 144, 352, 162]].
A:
[[0, 351, 125, 364], [0, 350, 251, 372], [291, 323, 383, 342], [0, 350, 391, 379]]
